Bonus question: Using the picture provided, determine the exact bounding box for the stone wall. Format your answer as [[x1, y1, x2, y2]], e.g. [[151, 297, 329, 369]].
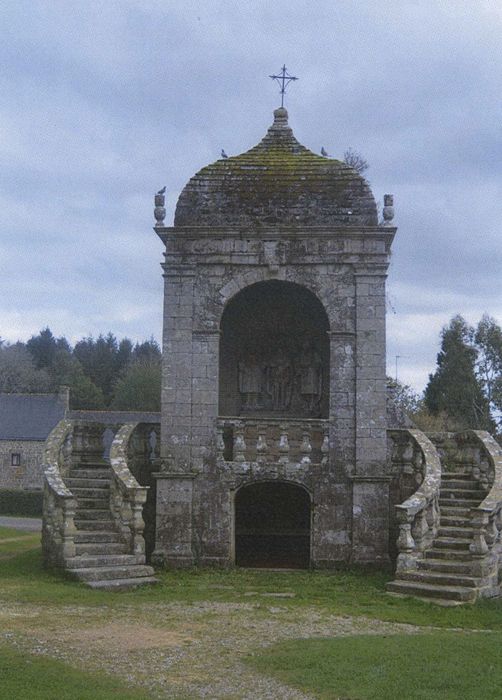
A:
[[155, 224, 395, 568], [0, 439, 45, 490]]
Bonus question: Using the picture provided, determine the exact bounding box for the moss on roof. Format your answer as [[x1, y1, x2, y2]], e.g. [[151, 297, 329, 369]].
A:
[[174, 108, 377, 227]]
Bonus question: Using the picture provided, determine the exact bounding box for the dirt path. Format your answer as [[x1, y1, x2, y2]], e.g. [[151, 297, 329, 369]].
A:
[[0, 599, 423, 699]]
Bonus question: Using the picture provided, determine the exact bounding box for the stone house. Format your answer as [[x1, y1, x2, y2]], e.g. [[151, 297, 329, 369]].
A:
[[0, 388, 69, 491]]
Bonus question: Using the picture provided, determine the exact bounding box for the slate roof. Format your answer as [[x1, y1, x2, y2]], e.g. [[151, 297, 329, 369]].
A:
[[175, 107, 377, 228], [0, 393, 67, 441]]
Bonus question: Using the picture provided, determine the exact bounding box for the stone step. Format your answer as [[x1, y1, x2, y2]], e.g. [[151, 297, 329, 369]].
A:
[[66, 554, 145, 569], [439, 498, 481, 508], [440, 478, 479, 490], [424, 548, 472, 561], [386, 579, 477, 602], [440, 514, 472, 527], [74, 509, 111, 521], [86, 576, 158, 591], [74, 519, 115, 531], [65, 477, 111, 489], [417, 558, 473, 575], [433, 536, 471, 551], [74, 542, 129, 555], [73, 564, 155, 582], [71, 487, 110, 499], [440, 505, 472, 518], [74, 531, 123, 544], [68, 469, 110, 480], [438, 526, 474, 538], [399, 570, 479, 588], [440, 488, 482, 500], [73, 498, 109, 510]]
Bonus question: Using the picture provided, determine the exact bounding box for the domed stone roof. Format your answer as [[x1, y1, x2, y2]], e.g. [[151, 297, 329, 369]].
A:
[[174, 107, 377, 227]]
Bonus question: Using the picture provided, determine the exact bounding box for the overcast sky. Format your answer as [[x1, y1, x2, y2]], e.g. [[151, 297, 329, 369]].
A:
[[1, 0, 501, 392]]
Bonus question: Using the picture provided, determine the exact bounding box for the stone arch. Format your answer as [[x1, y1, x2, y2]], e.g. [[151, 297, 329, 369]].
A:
[[218, 267, 334, 329], [234, 479, 312, 568], [218, 279, 330, 417]]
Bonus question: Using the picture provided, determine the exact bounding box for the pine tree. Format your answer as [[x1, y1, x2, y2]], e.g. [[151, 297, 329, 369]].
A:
[[424, 315, 493, 430]]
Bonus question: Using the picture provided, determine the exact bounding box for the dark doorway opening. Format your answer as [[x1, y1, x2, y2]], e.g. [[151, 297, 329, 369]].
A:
[[219, 280, 330, 418], [235, 481, 311, 568]]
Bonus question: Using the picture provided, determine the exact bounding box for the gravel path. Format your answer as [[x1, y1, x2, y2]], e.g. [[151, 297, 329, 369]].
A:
[[0, 516, 42, 532], [0, 599, 424, 699]]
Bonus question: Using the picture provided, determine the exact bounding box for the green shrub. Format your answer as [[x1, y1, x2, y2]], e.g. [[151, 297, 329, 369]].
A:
[[0, 490, 43, 516]]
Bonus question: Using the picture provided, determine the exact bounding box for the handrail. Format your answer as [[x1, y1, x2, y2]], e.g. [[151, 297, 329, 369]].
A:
[[42, 419, 76, 566], [393, 428, 442, 570], [109, 423, 149, 556], [468, 431, 502, 556]]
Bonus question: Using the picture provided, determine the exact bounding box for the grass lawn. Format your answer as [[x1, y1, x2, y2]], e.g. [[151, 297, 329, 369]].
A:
[[248, 632, 502, 700], [2, 524, 502, 631], [3, 526, 502, 698], [0, 644, 154, 700]]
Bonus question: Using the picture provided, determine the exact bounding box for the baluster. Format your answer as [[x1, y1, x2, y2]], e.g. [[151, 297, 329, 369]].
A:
[[216, 426, 225, 461], [61, 498, 77, 559], [131, 491, 147, 555], [278, 425, 290, 464], [470, 510, 489, 555], [300, 427, 312, 465], [256, 426, 268, 462], [485, 513, 498, 546], [234, 424, 246, 463], [396, 513, 416, 553], [411, 509, 428, 551]]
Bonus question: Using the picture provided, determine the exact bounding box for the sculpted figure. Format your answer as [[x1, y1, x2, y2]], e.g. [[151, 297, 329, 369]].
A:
[[266, 347, 292, 411], [238, 354, 262, 410], [298, 341, 323, 414]]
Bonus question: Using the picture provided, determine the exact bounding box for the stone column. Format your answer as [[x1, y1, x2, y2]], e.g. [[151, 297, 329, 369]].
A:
[[351, 265, 390, 563], [155, 263, 196, 567], [311, 330, 356, 567], [152, 472, 195, 567], [160, 264, 195, 470]]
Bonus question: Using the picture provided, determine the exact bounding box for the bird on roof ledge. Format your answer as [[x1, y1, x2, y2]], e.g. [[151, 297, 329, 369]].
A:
[[221, 149, 228, 159], [321, 147, 329, 157]]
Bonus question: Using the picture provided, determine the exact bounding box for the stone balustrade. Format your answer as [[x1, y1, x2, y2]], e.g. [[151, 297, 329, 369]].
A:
[[42, 419, 76, 568], [390, 428, 442, 572], [216, 417, 329, 467], [467, 432, 502, 564], [109, 423, 154, 557]]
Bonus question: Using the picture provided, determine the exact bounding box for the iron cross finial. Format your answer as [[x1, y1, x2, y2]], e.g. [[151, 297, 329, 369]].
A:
[[269, 64, 298, 108]]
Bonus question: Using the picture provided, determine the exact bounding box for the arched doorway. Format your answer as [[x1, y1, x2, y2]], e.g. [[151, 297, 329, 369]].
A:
[[235, 481, 311, 568], [219, 280, 330, 418]]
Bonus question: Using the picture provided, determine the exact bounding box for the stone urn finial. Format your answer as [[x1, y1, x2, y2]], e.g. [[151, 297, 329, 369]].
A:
[[154, 186, 166, 226], [383, 194, 394, 226]]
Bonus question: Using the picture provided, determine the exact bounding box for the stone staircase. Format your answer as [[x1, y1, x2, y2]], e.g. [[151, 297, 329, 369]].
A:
[[387, 471, 485, 603], [63, 460, 157, 590]]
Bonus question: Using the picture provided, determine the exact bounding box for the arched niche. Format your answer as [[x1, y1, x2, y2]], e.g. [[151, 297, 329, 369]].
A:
[[219, 280, 330, 418], [234, 481, 311, 568]]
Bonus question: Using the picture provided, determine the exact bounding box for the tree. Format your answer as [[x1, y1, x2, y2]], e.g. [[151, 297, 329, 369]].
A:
[[26, 327, 58, 370], [74, 333, 121, 404], [474, 314, 502, 428], [424, 315, 493, 431], [343, 148, 369, 175], [0, 343, 52, 392], [49, 346, 105, 409], [110, 360, 161, 411], [132, 338, 161, 364]]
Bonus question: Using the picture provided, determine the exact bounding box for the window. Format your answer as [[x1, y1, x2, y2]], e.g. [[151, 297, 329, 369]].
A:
[[11, 453, 21, 466]]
